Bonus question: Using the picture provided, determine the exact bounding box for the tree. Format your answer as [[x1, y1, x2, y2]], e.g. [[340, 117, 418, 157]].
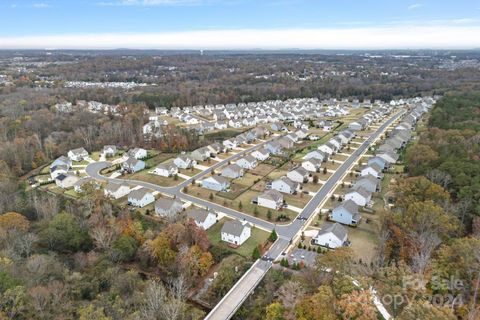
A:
[[337, 290, 378, 320], [209, 193, 214, 200], [267, 210, 272, 221], [277, 281, 305, 319], [0, 286, 26, 319], [183, 245, 214, 278], [295, 286, 336, 320], [113, 235, 138, 262], [252, 246, 261, 259], [397, 300, 456, 320], [269, 229, 278, 242], [312, 175, 319, 184], [323, 167, 327, 175], [265, 302, 284, 320], [78, 305, 112, 320], [0, 212, 29, 232], [254, 207, 259, 217], [238, 201, 243, 210], [38, 213, 92, 252], [150, 234, 177, 268]]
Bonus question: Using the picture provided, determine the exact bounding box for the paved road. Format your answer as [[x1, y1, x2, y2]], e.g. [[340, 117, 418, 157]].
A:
[[86, 110, 404, 320], [204, 109, 405, 320]]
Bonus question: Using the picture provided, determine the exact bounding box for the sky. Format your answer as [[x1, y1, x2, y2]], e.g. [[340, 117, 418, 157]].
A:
[[0, 0, 479, 49]]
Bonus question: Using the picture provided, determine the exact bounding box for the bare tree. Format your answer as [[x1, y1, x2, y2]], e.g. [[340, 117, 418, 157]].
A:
[[426, 169, 451, 190], [409, 231, 441, 276], [276, 281, 305, 320]]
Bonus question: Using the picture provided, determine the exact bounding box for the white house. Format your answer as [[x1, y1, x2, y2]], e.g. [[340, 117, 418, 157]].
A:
[[236, 155, 258, 170], [329, 200, 361, 226], [257, 189, 283, 210], [221, 220, 251, 246], [155, 198, 183, 218], [221, 164, 244, 179], [344, 186, 372, 207], [152, 163, 178, 177], [314, 223, 349, 249], [302, 158, 322, 172], [50, 165, 69, 179], [127, 148, 148, 159], [201, 175, 230, 192], [174, 155, 196, 169], [287, 167, 309, 183], [271, 177, 299, 194], [187, 208, 217, 230], [102, 145, 117, 157], [128, 188, 155, 207], [318, 144, 334, 155], [55, 174, 79, 189], [303, 150, 327, 162], [68, 147, 89, 162], [360, 163, 383, 179], [104, 182, 131, 199], [251, 148, 270, 161]]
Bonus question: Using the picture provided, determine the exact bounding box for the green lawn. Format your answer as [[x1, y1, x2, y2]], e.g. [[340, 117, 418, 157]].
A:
[[207, 218, 270, 258]]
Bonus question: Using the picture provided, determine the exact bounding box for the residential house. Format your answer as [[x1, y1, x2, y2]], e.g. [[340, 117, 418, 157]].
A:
[[221, 164, 244, 179], [207, 142, 225, 156], [272, 177, 299, 194], [251, 148, 270, 161], [221, 220, 251, 246], [223, 139, 237, 150], [257, 189, 284, 210], [155, 198, 183, 218], [55, 173, 79, 189], [318, 144, 335, 155], [187, 208, 217, 230], [174, 155, 196, 169], [314, 223, 349, 249], [102, 145, 117, 157], [104, 182, 131, 199], [152, 163, 178, 177], [302, 158, 322, 172], [127, 148, 147, 159], [354, 174, 380, 193], [68, 147, 89, 162], [271, 122, 287, 132], [191, 147, 211, 162], [329, 200, 361, 226], [265, 141, 283, 155], [50, 165, 69, 179], [128, 188, 155, 207], [287, 167, 309, 183], [236, 155, 258, 170], [277, 137, 295, 149], [360, 163, 383, 179], [201, 175, 230, 192], [50, 156, 71, 169], [344, 186, 372, 207], [376, 150, 399, 165], [304, 150, 328, 162], [122, 157, 146, 173], [367, 156, 389, 169]]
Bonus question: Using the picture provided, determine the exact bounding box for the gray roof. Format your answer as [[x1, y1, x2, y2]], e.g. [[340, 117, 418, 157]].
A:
[[222, 164, 243, 174], [105, 182, 129, 193], [347, 185, 372, 198], [128, 188, 152, 201], [278, 177, 298, 190], [291, 166, 309, 177], [317, 223, 348, 240], [156, 162, 177, 171], [206, 175, 229, 185], [335, 199, 359, 214], [221, 220, 250, 237], [259, 189, 283, 203], [155, 198, 182, 211], [241, 155, 257, 163], [70, 147, 88, 155], [187, 208, 215, 223]]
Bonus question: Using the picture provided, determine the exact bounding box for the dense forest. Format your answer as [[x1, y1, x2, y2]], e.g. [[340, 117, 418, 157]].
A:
[[234, 92, 480, 320]]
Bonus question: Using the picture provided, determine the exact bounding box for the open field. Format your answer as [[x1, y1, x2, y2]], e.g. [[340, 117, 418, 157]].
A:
[[126, 171, 185, 187]]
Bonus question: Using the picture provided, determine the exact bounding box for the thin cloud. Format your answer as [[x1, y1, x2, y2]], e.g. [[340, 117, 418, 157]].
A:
[[1, 25, 479, 50], [98, 0, 206, 6], [408, 3, 423, 10], [32, 3, 50, 8]]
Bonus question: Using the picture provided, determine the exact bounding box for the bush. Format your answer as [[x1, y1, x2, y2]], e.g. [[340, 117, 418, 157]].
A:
[[39, 213, 92, 252], [252, 246, 261, 260]]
